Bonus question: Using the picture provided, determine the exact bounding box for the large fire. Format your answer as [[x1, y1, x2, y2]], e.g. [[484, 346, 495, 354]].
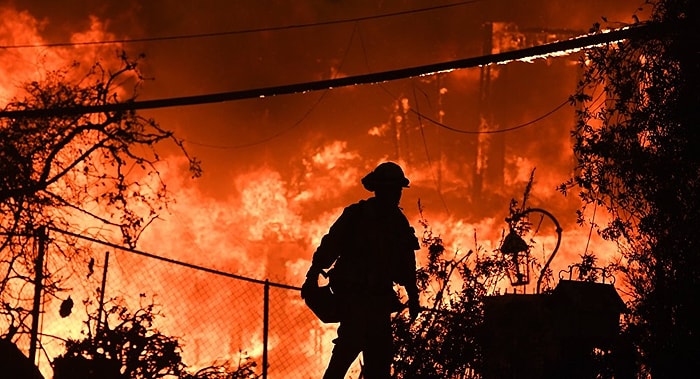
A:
[[1, 2, 649, 378]]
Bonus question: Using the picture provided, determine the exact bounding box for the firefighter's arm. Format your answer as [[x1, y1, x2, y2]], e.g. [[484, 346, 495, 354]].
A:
[[402, 227, 421, 320], [303, 228, 343, 298], [306, 205, 356, 280], [404, 260, 421, 320]]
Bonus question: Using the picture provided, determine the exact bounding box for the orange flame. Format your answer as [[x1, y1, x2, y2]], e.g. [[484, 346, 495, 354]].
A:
[[1, 3, 641, 377]]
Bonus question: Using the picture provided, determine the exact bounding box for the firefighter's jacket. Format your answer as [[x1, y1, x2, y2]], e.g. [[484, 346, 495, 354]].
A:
[[310, 197, 420, 314]]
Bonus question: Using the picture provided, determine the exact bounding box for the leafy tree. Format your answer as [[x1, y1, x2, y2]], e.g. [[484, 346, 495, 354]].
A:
[[561, 0, 699, 376], [0, 52, 200, 350]]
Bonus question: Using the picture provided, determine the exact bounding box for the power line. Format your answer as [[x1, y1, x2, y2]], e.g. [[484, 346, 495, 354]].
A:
[[47, 226, 300, 290], [414, 98, 571, 134], [186, 21, 361, 149], [0, 23, 655, 119], [371, 59, 571, 134], [362, 20, 571, 234], [0, 1, 483, 49], [412, 84, 451, 215]]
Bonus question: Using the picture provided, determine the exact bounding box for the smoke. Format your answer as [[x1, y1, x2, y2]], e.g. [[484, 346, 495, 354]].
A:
[[1, 2, 647, 375], [0, 7, 53, 102], [1, 0, 643, 303]]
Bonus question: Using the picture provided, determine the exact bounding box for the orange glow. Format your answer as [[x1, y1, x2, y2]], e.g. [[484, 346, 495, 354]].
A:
[[0, 2, 650, 377]]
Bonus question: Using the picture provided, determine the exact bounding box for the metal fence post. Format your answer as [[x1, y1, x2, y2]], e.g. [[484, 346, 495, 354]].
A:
[[29, 226, 47, 363], [263, 279, 269, 379], [97, 250, 110, 334]]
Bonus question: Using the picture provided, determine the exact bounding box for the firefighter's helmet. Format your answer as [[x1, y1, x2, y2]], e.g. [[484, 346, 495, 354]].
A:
[[361, 162, 410, 191]]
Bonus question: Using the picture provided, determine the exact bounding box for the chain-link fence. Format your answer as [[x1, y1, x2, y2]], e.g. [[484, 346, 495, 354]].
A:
[[4, 227, 364, 379]]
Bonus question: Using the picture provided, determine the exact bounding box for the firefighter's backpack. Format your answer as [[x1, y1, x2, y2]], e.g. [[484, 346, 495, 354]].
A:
[[301, 271, 341, 323]]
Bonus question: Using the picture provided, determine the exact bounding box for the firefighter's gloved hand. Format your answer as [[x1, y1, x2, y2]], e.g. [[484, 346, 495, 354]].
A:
[[408, 298, 420, 321]]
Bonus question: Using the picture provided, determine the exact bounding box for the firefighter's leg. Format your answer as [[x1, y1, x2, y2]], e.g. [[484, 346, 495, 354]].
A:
[[323, 320, 363, 379], [360, 312, 393, 379]]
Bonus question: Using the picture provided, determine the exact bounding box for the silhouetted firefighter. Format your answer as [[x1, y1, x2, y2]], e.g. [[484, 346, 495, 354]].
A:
[[302, 162, 421, 379]]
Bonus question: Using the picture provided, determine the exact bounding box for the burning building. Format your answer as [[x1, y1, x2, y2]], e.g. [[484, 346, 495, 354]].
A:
[[1, 1, 650, 377]]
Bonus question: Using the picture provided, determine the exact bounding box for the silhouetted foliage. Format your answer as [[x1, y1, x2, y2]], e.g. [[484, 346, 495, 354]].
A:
[[179, 359, 259, 379], [0, 338, 44, 379], [54, 300, 181, 379], [391, 171, 621, 378], [54, 298, 260, 379], [561, 0, 699, 376], [0, 52, 200, 361], [391, 200, 511, 378]]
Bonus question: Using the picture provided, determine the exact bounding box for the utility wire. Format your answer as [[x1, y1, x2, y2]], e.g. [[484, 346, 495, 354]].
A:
[[416, 98, 571, 134], [412, 83, 451, 215], [357, 22, 452, 215], [47, 226, 300, 290], [0, 23, 655, 119], [0, 1, 483, 49], [186, 21, 361, 149]]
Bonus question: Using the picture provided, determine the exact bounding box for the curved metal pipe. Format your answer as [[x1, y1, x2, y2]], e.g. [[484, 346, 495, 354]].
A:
[[513, 208, 562, 294]]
